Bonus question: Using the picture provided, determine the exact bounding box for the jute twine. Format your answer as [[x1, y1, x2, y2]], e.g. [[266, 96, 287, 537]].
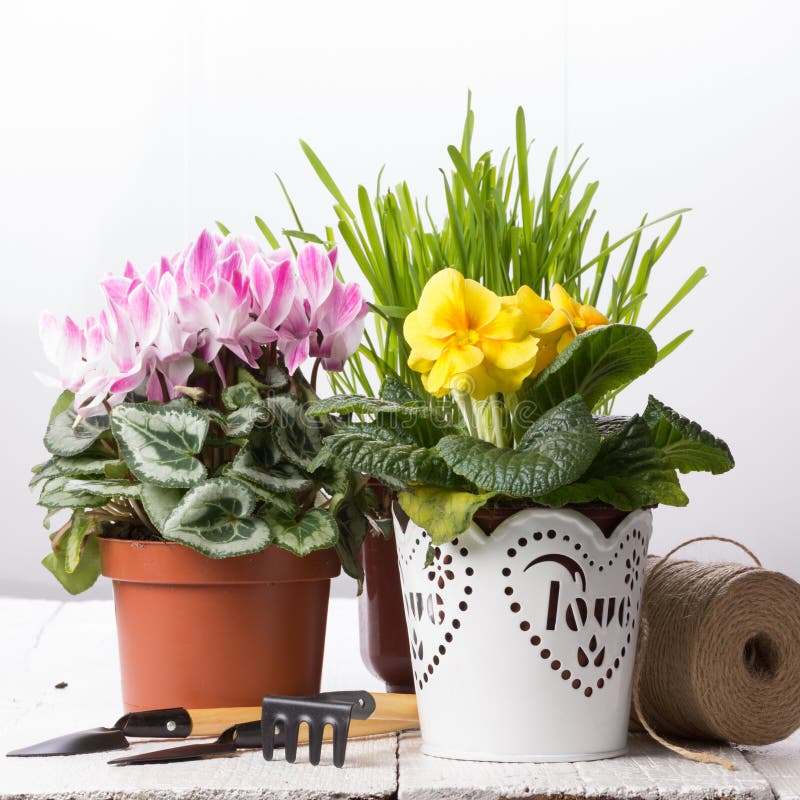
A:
[[631, 536, 800, 770]]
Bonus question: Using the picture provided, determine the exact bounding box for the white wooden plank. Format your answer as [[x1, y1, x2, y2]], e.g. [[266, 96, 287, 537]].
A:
[[742, 732, 800, 800], [0, 735, 398, 800], [397, 731, 774, 800], [0, 597, 395, 799], [0, 599, 65, 726]]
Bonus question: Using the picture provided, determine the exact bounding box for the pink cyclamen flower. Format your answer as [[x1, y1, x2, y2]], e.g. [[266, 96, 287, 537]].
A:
[[277, 244, 368, 373], [38, 231, 366, 416]]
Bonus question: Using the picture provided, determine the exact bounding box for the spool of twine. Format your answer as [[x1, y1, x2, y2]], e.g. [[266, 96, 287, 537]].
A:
[[632, 537, 800, 770]]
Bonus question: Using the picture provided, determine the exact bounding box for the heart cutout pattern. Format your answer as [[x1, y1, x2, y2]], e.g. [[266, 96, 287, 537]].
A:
[[395, 514, 477, 692], [500, 524, 647, 698]]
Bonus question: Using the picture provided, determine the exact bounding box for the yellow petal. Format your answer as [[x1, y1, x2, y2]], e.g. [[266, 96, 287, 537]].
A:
[[450, 363, 496, 400], [421, 372, 449, 398], [425, 344, 484, 394], [416, 268, 467, 337], [534, 307, 573, 336], [578, 303, 609, 328], [404, 310, 449, 360], [480, 358, 538, 397], [463, 278, 501, 330], [482, 334, 539, 370], [549, 284, 579, 316], [477, 305, 530, 342], [556, 329, 575, 354], [529, 339, 558, 377], [408, 351, 435, 373], [513, 286, 554, 331]]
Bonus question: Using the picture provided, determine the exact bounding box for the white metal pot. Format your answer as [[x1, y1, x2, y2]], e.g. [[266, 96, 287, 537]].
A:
[[394, 504, 652, 762]]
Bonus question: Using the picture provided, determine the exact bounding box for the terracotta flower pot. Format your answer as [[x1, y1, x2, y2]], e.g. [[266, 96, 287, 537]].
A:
[[100, 538, 340, 712], [358, 529, 415, 693]]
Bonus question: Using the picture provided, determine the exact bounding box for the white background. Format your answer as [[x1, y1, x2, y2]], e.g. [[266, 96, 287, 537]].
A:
[[1, 0, 798, 599]]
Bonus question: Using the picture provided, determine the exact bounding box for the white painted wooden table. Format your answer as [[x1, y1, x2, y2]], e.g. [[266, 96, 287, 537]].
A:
[[0, 596, 798, 799]]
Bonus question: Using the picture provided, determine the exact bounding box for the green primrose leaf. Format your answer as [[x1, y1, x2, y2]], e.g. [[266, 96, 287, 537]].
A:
[[643, 395, 734, 475], [538, 415, 689, 510], [435, 396, 601, 498], [398, 487, 496, 545], [519, 325, 657, 422]]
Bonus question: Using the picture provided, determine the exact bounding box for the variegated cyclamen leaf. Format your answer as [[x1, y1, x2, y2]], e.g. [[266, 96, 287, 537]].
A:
[[30, 456, 125, 488], [63, 511, 98, 574], [222, 382, 261, 411], [49, 390, 76, 422], [37, 475, 112, 509], [44, 408, 108, 457], [224, 403, 268, 438], [268, 396, 323, 469], [30, 458, 62, 487], [223, 475, 299, 516], [61, 478, 141, 498], [237, 365, 289, 391], [140, 484, 185, 533], [111, 404, 208, 488], [230, 447, 313, 492], [63, 457, 125, 477], [162, 478, 272, 558], [261, 508, 338, 557], [42, 529, 101, 595]]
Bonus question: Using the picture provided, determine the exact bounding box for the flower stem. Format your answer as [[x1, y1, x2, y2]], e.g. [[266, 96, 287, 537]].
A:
[[489, 394, 507, 448], [310, 357, 322, 393], [452, 390, 478, 438]]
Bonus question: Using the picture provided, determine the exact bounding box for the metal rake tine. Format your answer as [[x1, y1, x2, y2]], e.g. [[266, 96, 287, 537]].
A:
[[283, 718, 301, 764], [262, 709, 280, 761], [307, 721, 324, 766], [331, 720, 348, 769]]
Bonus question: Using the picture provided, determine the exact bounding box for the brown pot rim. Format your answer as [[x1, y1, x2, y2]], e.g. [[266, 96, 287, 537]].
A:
[[99, 537, 341, 585]]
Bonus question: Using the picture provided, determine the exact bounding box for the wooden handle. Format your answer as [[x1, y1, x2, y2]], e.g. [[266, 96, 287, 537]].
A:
[[188, 707, 262, 737], [295, 717, 416, 746], [187, 693, 419, 738], [369, 692, 419, 723]]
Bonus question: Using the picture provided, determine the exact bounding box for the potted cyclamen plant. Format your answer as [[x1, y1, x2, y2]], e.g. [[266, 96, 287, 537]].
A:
[[32, 229, 369, 711], [309, 267, 734, 762]]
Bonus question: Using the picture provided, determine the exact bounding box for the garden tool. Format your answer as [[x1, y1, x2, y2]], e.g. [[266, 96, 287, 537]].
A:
[[263, 690, 418, 767], [6, 706, 264, 757], [108, 691, 418, 767]]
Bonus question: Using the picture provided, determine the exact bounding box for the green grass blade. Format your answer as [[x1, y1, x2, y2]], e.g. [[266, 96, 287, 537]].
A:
[[254, 216, 280, 249], [656, 329, 694, 363], [299, 140, 355, 218], [646, 266, 707, 332]]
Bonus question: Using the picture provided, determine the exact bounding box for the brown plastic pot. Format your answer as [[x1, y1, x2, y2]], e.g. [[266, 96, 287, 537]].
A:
[[100, 538, 340, 712], [358, 527, 415, 693], [358, 501, 633, 695]]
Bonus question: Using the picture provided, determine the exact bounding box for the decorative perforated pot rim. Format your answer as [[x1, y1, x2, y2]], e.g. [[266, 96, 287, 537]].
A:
[[394, 503, 652, 762]]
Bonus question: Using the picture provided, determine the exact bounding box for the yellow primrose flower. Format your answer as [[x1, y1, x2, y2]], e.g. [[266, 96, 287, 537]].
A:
[[548, 284, 609, 353], [503, 284, 609, 377], [404, 269, 539, 400]]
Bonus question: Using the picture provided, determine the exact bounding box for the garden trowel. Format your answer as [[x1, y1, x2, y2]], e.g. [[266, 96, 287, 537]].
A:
[[108, 691, 419, 766], [6, 706, 262, 756]]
